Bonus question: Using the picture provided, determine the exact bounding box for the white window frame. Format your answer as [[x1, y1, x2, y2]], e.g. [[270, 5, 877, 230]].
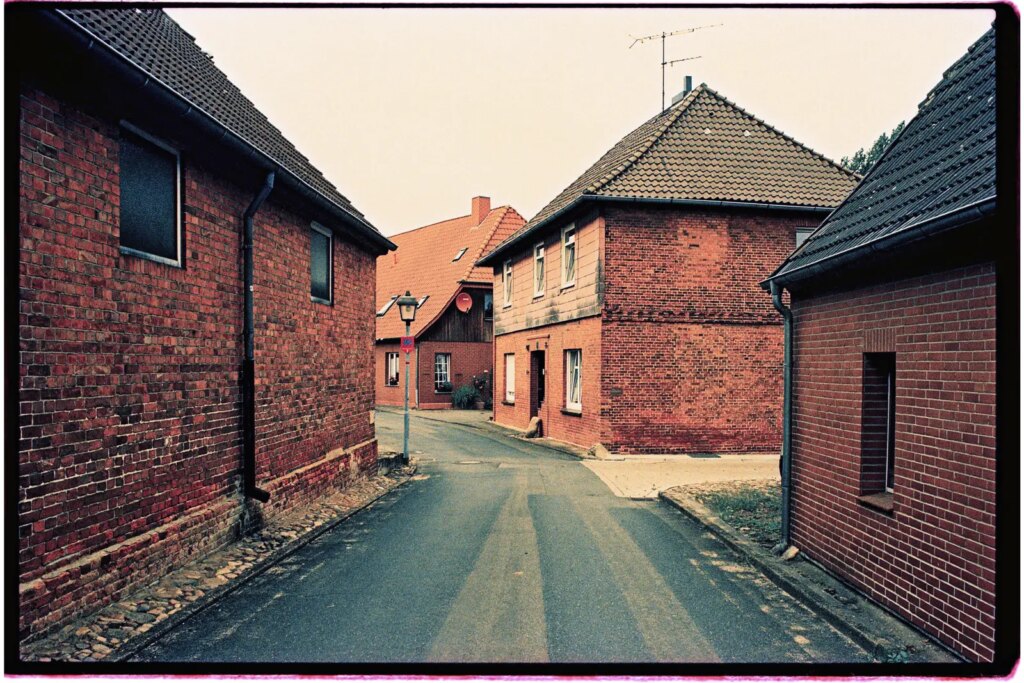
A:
[[453, 247, 468, 262], [533, 242, 546, 298], [310, 221, 333, 305], [504, 353, 516, 403], [434, 353, 452, 392], [565, 349, 582, 412], [118, 121, 183, 268], [417, 295, 430, 308], [561, 224, 577, 288], [503, 259, 513, 308], [385, 352, 400, 387]]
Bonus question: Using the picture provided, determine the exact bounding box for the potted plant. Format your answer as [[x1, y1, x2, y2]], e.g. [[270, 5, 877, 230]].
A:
[[451, 384, 481, 409]]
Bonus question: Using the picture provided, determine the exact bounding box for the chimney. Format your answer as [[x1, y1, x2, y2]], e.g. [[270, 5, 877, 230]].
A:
[[671, 76, 695, 107], [471, 196, 491, 225]]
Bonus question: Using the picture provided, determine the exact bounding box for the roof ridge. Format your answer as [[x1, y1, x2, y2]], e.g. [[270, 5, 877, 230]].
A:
[[700, 85, 861, 183], [585, 85, 703, 195], [388, 203, 511, 239]]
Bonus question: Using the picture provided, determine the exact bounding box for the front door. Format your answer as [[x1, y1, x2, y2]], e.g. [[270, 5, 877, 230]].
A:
[[530, 351, 545, 419]]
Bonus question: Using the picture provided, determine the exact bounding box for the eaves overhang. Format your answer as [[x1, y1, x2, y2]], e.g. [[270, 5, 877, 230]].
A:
[[48, 9, 396, 256], [476, 193, 835, 267], [761, 196, 997, 291]]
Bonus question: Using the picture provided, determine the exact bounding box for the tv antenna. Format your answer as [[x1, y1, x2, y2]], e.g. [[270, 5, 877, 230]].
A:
[[629, 23, 721, 111]]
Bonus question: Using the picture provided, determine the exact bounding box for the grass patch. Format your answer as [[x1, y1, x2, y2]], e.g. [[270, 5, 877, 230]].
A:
[[693, 482, 781, 549]]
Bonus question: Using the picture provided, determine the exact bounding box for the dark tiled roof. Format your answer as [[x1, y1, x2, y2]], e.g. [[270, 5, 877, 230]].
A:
[[770, 27, 996, 283], [58, 8, 377, 233], [480, 85, 858, 264]]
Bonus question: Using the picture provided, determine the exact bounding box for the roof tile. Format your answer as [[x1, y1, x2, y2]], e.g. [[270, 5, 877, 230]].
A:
[[772, 27, 996, 281], [481, 85, 858, 263]]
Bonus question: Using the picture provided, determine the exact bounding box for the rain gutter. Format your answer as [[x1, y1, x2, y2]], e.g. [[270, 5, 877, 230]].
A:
[[477, 194, 832, 267], [761, 197, 996, 290], [48, 10, 396, 256], [241, 173, 276, 503], [769, 281, 793, 552]]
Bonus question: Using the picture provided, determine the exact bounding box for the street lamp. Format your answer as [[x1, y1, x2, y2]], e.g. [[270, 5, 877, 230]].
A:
[[396, 290, 418, 465]]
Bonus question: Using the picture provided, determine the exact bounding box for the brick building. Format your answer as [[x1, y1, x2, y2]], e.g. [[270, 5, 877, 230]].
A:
[[763, 27, 1008, 663], [15, 8, 394, 641], [478, 84, 858, 453], [376, 198, 524, 409]]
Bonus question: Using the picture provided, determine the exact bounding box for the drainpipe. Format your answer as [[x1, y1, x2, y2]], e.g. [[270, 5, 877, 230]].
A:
[[241, 172, 275, 502], [770, 281, 793, 554]]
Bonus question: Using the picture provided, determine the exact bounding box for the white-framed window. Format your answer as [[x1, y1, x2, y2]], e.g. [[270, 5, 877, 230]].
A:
[[310, 222, 333, 304], [533, 242, 546, 297], [453, 247, 468, 262], [503, 259, 513, 307], [795, 227, 815, 248], [385, 352, 400, 387], [504, 353, 515, 403], [118, 122, 182, 267], [561, 224, 577, 288], [434, 353, 452, 392], [564, 349, 582, 412], [417, 295, 430, 308]]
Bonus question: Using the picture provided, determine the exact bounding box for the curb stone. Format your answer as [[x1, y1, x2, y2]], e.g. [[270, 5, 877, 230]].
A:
[[659, 486, 960, 664], [21, 465, 416, 664]]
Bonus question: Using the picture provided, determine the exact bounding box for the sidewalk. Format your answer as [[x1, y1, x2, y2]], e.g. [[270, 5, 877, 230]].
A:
[[583, 453, 779, 499]]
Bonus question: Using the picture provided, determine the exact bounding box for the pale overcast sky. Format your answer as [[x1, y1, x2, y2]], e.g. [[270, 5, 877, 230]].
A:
[[167, 7, 994, 237]]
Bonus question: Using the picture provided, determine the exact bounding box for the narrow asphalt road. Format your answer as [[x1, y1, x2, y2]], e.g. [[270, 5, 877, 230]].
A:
[[133, 410, 870, 664]]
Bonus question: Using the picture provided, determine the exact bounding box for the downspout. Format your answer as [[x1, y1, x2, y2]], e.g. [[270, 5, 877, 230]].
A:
[[770, 281, 793, 554], [241, 172, 275, 502]]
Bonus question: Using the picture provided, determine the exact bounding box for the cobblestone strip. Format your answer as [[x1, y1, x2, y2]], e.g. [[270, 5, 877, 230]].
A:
[[21, 463, 415, 663]]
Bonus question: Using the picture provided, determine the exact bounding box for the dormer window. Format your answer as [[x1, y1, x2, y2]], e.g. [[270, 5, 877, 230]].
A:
[[377, 296, 398, 317], [453, 248, 468, 262]]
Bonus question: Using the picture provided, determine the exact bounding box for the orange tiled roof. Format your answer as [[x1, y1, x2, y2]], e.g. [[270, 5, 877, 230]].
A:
[[479, 84, 859, 265], [376, 203, 525, 340]]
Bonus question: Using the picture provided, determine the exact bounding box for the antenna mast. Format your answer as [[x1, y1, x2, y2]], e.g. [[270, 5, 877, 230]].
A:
[[629, 23, 721, 111]]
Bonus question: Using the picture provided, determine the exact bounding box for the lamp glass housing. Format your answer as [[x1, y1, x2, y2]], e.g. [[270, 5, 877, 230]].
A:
[[396, 292, 418, 323]]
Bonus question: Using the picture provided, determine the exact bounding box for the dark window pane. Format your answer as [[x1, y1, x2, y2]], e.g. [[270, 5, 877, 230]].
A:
[[311, 230, 331, 301], [119, 129, 178, 261]]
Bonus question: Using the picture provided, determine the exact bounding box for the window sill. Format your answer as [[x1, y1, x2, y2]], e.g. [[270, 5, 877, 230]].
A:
[[560, 282, 576, 291], [533, 292, 545, 299], [561, 407, 582, 416], [119, 245, 183, 269], [502, 400, 515, 406], [502, 304, 512, 310], [310, 296, 333, 306], [858, 492, 894, 514]]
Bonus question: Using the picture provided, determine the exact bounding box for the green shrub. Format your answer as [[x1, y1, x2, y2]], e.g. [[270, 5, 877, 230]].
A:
[[451, 384, 481, 409]]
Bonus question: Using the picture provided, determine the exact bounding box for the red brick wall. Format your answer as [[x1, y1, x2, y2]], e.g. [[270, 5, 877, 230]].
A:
[[601, 205, 811, 453], [789, 263, 997, 662], [375, 341, 406, 407], [17, 87, 378, 640], [413, 340, 492, 409], [493, 316, 602, 448]]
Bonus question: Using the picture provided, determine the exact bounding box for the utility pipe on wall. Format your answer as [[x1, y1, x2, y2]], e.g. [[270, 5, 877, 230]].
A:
[[241, 172, 275, 502], [770, 281, 793, 552]]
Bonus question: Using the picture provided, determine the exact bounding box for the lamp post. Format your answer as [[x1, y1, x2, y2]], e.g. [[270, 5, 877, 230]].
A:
[[396, 291, 418, 465]]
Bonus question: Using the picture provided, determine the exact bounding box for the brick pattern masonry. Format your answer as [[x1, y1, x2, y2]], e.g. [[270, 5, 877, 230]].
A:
[[789, 263, 996, 662], [18, 87, 378, 641]]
